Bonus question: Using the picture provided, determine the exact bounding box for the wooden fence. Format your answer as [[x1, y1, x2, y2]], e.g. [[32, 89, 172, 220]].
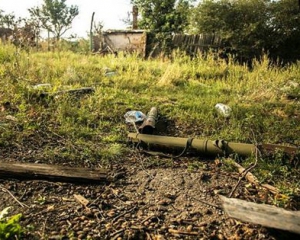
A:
[[92, 31, 224, 57], [172, 33, 223, 52]]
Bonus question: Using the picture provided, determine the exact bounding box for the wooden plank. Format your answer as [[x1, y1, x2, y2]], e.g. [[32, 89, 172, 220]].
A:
[[74, 194, 89, 206], [220, 195, 300, 234], [0, 162, 106, 183]]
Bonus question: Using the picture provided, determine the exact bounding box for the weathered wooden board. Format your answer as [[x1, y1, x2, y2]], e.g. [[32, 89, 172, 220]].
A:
[[220, 195, 300, 234], [0, 162, 106, 183]]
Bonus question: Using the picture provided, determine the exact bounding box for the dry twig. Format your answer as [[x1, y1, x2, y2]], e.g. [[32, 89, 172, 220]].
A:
[[112, 206, 136, 223], [229, 146, 259, 198], [0, 184, 29, 208], [168, 228, 199, 236]]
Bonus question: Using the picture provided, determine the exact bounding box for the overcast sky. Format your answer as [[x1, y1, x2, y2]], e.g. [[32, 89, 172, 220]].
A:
[[0, 0, 132, 38]]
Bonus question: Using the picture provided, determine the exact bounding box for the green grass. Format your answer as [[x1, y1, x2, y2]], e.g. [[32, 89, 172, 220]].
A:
[[0, 207, 23, 240], [0, 44, 299, 195]]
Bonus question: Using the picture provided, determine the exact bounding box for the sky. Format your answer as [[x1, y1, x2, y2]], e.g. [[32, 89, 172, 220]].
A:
[[0, 0, 132, 38]]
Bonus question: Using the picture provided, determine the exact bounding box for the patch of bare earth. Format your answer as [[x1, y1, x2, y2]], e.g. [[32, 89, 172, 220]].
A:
[[1, 151, 298, 240]]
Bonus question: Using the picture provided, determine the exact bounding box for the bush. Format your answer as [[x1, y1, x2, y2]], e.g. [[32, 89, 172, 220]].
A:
[[0, 207, 23, 240]]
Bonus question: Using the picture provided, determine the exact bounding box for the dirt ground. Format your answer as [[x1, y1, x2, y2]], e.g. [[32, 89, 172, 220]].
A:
[[1, 144, 299, 240], [0, 120, 299, 240]]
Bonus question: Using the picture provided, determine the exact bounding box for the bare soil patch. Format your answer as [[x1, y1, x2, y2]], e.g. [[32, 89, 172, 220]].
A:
[[1, 150, 298, 239]]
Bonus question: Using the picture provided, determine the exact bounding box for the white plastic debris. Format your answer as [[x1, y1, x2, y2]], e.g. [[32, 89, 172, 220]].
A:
[[124, 110, 146, 123], [32, 83, 52, 89], [215, 103, 232, 118]]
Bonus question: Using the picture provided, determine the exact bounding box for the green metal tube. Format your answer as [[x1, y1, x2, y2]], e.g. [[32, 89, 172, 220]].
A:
[[128, 133, 257, 157], [139, 107, 158, 134]]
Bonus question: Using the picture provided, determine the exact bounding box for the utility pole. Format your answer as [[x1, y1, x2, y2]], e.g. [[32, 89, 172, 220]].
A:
[[90, 12, 95, 52], [132, 6, 138, 30]]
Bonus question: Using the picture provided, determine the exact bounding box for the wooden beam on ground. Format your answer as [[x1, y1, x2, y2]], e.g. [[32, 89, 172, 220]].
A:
[[220, 195, 300, 234], [0, 162, 107, 183]]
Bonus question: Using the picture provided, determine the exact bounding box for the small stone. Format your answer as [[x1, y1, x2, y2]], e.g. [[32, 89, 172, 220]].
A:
[[107, 210, 116, 217], [121, 221, 129, 228], [60, 228, 67, 235], [105, 223, 112, 230], [92, 208, 99, 213], [154, 234, 166, 240], [124, 213, 131, 218], [217, 233, 224, 240], [73, 224, 80, 231], [186, 225, 193, 232], [143, 221, 150, 226], [85, 221, 94, 227], [157, 200, 168, 205], [78, 233, 86, 239]]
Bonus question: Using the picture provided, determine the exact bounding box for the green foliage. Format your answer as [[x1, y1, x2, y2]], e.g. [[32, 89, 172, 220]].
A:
[[28, 0, 79, 41], [0, 10, 17, 28], [191, 0, 270, 57], [191, 0, 300, 62], [0, 208, 23, 240], [34, 194, 47, 205], [0, 44, 15, 63], [59, 38, 90, 53], [132, 0, 193, 53], [268, 0, 300, 43], [133, 0, 191, 33], [267, 0, 300, 61]]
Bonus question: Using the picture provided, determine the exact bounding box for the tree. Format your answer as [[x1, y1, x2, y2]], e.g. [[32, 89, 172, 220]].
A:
[[267, 0, 300, 61], [0, 10, 12, 28], [0, 10, 19, 28], [0, 11, 37, 48], [29, 0, 79, 41], [191, 0, 270, 46], [0, 11, 14, 42], [190, 0, 300, 62], [132, 0, 192, 33], [131, 0, 193, 54]]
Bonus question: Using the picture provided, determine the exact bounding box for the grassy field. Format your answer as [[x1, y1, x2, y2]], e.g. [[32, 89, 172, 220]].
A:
[[0, 44, 299, 204]]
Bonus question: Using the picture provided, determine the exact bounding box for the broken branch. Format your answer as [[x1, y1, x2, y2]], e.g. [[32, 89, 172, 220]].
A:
[[168, 228, 199, 236], [0, 184, 29, 208]]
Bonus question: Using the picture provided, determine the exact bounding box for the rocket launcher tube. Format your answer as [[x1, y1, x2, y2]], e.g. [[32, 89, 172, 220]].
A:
[[138, 107, 158, 134], [128, 133, 257, 157]]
